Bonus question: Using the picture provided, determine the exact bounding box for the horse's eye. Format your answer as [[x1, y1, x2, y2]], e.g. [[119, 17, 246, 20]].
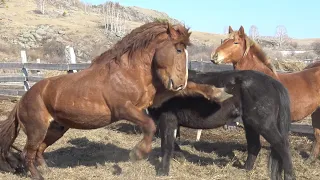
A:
[[177, 49, 182, 54]]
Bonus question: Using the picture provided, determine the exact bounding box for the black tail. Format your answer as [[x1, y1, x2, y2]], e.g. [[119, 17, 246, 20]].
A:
[[0, 104, 21, 173], [268, 81, 291, 180]]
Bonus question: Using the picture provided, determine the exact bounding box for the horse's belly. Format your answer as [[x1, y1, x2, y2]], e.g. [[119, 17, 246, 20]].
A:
[[55, 113, 112, 129], [53, 104, 112, 129]]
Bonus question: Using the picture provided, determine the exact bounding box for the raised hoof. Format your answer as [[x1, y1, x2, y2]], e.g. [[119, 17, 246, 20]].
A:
[[214, 88, 233, 103], [223, 124, 238, 131], [156, 168, 169, 176]]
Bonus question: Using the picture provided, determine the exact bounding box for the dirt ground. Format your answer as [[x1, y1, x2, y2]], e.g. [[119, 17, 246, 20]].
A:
[[0, 99, 319, 180]]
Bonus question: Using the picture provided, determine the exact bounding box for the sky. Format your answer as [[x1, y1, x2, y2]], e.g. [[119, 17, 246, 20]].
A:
[[81, 0, 319, 39]]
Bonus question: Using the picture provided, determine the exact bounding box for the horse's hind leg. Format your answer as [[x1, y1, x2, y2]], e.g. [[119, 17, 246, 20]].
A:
[[260, 126, 295, 180], [118, 102, 156, 161], [309, 108, 320, 162], [36, 121, 69, 171], [242, 123, 261, 171], [20, 120, 49, 180], [268, 147, 282, 180]]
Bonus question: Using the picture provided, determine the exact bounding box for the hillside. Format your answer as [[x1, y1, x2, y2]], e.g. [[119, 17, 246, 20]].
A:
[[0, 0, 318, 64]]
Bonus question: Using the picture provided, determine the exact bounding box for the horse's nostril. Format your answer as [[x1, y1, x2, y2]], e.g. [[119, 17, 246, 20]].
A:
[[176, 85, 184, 91], [211, 53, 217, 60]]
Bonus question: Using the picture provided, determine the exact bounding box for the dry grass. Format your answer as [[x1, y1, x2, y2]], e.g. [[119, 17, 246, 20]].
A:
[[273, 60, 307, 72], [0, 100, 320, 180]]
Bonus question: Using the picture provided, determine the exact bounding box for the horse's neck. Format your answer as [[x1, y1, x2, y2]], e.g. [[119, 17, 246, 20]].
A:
[[235, 54, 278, 79]]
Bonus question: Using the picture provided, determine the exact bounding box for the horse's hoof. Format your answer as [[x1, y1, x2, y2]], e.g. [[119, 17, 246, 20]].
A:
[[223, 124, 238, 131], [0, 161, 15, 173], [214, 88, 233, 102], [31, 175, 44, 180], [243, 163, 254, 171], [129, 149, 145, 162], [14, 166, 28, 175], [156, 168, 169, 176], [38, 166, 51, 174]]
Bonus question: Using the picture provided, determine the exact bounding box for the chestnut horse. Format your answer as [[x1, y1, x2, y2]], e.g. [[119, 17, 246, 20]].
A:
[[211, 25, 320, 162], [0, 21, 231, 180]]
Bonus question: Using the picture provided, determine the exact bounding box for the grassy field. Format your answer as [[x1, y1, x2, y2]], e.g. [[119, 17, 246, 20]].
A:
[[0, 99, 320, 180]]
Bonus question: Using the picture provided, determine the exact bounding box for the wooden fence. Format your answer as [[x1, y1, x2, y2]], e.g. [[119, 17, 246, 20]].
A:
[[0, 54, 314, 135]]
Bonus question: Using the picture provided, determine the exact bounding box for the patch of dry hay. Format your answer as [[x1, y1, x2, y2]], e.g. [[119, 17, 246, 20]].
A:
[[0, 100, 320, 180], [273, 60, 306, 72]]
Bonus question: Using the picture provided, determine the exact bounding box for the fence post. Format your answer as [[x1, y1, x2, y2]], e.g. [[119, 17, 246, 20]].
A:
[[65, 46, 77, 73], [21, 50, 30, 91], [36, 58, 41, 75]]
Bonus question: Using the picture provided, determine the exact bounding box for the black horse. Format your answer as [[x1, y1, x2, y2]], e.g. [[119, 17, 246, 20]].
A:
[[148, 69, 294, 180]]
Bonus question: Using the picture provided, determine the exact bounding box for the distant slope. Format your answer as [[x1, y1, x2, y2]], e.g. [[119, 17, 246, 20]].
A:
[[0, 0, 318, 63]]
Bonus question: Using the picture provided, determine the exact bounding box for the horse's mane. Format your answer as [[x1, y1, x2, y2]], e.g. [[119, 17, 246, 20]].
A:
[[91, 21, 191, 65], [230, 31, 277, 74]]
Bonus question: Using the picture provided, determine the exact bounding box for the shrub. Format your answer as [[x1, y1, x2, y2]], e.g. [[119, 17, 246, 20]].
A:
[[311, 41, 320, 57]]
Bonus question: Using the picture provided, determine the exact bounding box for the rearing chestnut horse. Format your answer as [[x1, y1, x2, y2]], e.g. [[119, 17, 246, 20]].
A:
[[211, 25, 320, 162], [0, 21, 231, 180]]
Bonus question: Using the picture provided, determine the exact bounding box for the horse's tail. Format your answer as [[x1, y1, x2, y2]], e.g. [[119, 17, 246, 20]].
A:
[[0, 103, 21, 173], [268, 80, 291, 180]]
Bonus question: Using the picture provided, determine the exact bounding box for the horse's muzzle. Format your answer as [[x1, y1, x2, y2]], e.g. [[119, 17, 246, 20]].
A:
[[168, 78, 184, 91], [210, 53, 220, 64]]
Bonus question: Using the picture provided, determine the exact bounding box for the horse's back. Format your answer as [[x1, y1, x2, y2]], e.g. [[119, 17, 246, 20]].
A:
[[148, 96, 221, 119]]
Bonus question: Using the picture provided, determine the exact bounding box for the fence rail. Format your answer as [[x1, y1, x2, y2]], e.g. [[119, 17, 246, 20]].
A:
[[0, 60, 313, 135], [0, 62, 91, 71]]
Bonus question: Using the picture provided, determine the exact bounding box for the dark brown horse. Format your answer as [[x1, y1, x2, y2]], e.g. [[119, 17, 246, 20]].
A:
[[0, 21, 232, 180], [211, 25, 320, 162]]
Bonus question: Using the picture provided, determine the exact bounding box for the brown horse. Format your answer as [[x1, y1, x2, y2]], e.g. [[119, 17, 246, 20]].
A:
[[0, 21, 232, 180], [211, 25, 320, 163]]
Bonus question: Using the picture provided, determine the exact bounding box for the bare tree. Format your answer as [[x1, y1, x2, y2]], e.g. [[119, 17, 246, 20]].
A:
[[36, 0, 46, 14], [275, 25, 288, 48], [249, 25, 259, 41], [311, 41, 320, 57], [103, 1, 126, 36]]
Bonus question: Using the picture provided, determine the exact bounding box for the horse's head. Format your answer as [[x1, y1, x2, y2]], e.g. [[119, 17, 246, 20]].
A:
[[211, 26, 250, 65], [154, 24, 191, 91]]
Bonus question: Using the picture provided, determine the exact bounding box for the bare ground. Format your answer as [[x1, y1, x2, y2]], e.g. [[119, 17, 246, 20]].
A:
[[0, 100, 320, 180]]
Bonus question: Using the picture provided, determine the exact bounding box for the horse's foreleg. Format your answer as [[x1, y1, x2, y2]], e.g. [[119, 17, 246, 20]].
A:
[[157, 112, 177, 176], [119, 101, 156, 161], [184, 81, 233, 103]]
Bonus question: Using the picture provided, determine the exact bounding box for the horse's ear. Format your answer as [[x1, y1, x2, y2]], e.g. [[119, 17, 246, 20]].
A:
[[228, 26, 234, 34], [239, 26, 245, 36], [167, 23, 179, 40]]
